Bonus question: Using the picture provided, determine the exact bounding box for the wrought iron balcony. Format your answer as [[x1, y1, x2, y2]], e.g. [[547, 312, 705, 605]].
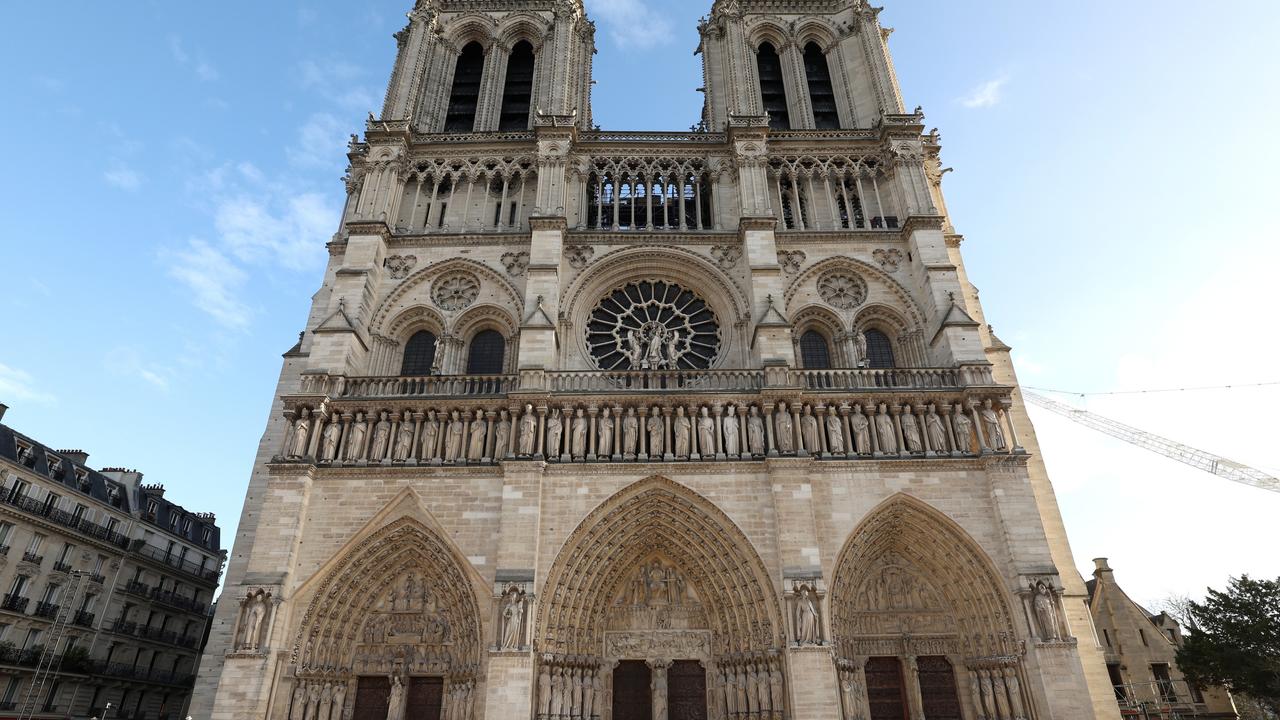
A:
[[21, 551, 43, 565], [73, 609, 96, 628], [33, 601, 60, 619], [1, 593, 29, 614], [0, 491, 131, 549], [52, 560, 73, 573]]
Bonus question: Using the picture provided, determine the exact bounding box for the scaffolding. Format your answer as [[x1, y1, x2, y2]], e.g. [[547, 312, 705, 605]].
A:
[[16, 570, 86, 720]]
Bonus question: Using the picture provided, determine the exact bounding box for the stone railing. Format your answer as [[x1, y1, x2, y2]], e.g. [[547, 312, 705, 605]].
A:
[[796, 366, 994, 390], [299, 373, 516, 400], [546, 369, 766, 394]]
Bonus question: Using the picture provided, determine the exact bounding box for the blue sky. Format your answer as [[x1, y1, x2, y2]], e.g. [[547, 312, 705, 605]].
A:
[[2, 0, 1279, 607]]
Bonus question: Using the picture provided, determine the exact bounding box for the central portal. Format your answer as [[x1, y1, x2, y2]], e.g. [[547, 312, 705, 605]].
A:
[[612, 661, 652, 720]]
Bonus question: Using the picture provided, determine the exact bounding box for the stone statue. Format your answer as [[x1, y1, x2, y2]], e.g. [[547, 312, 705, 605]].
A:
[[826, 409, 845, 454], [982, 399, 1007, 451], [494, 411, 511, 459], [467, 409, 487, 460], [652, 664, 669, 720], [598, 407, 615, 456], [546, 408, 563, 457], [673, 407, 692, 457], [775, 402, 795, 453], [754, 663, 770, 714], [423, 410, 440, 461], [723, 405, 741, 456], [796, 586, 820, 645], [239, 592, 267, 651], [1033, 580, 1061, 641], [953, 404, 974, 454], [926, 404, 948, 453], [518, 404, 537, 456], [307, 682, 323, 720], [747, 406, 765, 456], [901, 405, 923, 453], [874, 404, 897, 453], [801, 405, 820, 453], [386, 674, 407, 720], [445, 410, 464, 461], [331, 683, 346, 720], [321, 419, 341, 461], [850, 405, 871, 455], [538, 664, 552, 717], [346, 412, 368, 460], [290, 682, 306, 720], [769, 663, 785, 717], [697, 407, 716, 455], [571, 408, 588, 457], [854, 332, 868, 367], [393, 416, 414, 461], [666, 329, 684, 368], [645, 327, 665, 369], [622, 408, 639, 456], [371, 411, 392, 461], [625, 329, 644, 369], [290, 408, 312, 458], [647, 409, 665, 455], [500, 587, 524, 649]]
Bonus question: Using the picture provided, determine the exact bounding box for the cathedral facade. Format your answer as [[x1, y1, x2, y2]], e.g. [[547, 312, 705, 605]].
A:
[[192, 1, 1120, 719]]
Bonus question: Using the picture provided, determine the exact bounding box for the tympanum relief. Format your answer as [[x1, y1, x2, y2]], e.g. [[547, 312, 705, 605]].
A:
[[609, 557, 707, 633], [847, 561, 954, 637], [351, 572, 456, 676]]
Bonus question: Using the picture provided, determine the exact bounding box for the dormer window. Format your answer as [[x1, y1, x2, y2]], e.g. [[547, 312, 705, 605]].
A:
[[202, 528, 213, 547], [147, 500, 159, 520], [73, 468, 90, 491], [181, 517, 193, 537], [169, 513, 180, 532], [15, 442, 36, 468], [47, 458, 64, 480]]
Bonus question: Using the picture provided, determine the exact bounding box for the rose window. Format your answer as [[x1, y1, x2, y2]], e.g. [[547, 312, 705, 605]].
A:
[[586, 280, 721, 371], [817, 271, 868, 310], [432, 272, 480, 311]]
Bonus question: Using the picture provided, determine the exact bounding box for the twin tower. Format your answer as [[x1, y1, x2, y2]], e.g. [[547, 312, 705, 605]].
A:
[[193, 1, 1122, 719]]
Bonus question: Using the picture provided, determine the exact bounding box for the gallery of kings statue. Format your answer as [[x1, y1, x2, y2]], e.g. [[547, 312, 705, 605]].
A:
[[192, 1, 1122, 719]]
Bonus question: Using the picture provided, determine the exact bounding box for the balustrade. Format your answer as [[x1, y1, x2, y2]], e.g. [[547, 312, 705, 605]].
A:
[[768, 156, 899, 232], [580, 155, 718, 232]]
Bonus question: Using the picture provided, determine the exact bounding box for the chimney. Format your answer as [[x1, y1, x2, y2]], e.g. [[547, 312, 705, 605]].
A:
[[58, 449, 90, 466], [0, 403, 8, 422], [1093, 557, 1115, 579]]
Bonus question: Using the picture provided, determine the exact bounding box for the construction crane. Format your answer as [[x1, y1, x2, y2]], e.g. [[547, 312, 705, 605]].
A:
[[1023, 391, 1280, 495]]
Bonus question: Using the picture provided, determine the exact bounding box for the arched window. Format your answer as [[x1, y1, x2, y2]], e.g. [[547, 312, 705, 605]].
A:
[[756, 42, 791, 130], [799, 330, 832, 370], [401, 330, 438, 376], [864, 329, 896, 368], [445, 42, 486, 132], [499, 41, 535, 131], [466, 330, 506, 375], [803, 42, 839, 129]]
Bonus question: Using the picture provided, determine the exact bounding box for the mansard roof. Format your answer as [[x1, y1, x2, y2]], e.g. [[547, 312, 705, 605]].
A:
[[0, 423, 132, 512]]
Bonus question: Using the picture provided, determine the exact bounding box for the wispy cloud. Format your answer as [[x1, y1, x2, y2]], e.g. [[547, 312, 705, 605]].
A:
[[298, 59, 376, 110], [104, 347, 173, 390], [104, 163, 142, 191], [289, 113, 347, 169], [164, 239, 252, 330], [168, 35, 220, 82], [585, 0, 674, 49], [0, 363, 57, 405], [959, 76, 1008, 109]]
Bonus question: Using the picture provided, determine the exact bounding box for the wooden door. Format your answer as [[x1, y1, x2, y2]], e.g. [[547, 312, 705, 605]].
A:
[[917, 656, 962, 720], [668, 660, 708, 720], [612, 660, 653, 720], [409, 676, 444, 720], [353, 676, 390, 720], [865, 657, 909, 720]]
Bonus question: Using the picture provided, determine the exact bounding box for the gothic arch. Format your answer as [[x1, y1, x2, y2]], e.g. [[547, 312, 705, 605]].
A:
[[829, 494, 1021, 660], [370, 257, 524, 335], [792, 303, 846, 368], [496, 12, 552, 51], [793, 18, 839, 52], [452, 303, 519, 374], [784, 255, 925, 328], [442, 13, 500, 52], [744, 17, 792, 51], [385, 304, 448, 342], [536, 476, 786, 657]]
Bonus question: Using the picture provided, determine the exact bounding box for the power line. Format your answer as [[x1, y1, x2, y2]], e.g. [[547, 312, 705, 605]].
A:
[[1024, 380, 1280, 398]]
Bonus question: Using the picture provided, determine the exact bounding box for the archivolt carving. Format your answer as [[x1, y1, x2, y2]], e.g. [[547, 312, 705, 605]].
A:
[[496, 12, 553, 50], [784, 255, 924, 327], [441, 12, 500, 52], [370, 258, 524, 336], [536, 477, 784, 657], [452, 303, 519, 340], [791, 303, 847, 336], [829, 495, 1021, 660]]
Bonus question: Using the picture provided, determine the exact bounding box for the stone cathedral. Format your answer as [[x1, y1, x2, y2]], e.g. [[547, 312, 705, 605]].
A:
[[193, 1, 1121, 719]]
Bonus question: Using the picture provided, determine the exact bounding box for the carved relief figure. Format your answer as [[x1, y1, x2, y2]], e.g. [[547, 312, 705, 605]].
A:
[[290, 682, 306, 720], [901, 405, 923, 453], [347, 413, 367, 461], [826, 408, 845, 454], [423, 410, 440, 461], [775, 402, 795, 453], [926, 404, 948, 453], [850, 405, 871, 455], [238, 591, 268, 652], [467, 409, 487, 460], [954, 404, 974, 453], [571, 408, 588, 457], [546, 408, 564, 457], [518, 404, 537, 456], [652, 663, 669, 720], [982, 399, 1008, 451], [500, 586, 525, 650], [445, 410, 464, 461], [331, 683, 347, 720], [393, 416, 414, 461], [673, 407, 692, 457], [290, 408, 312, 458], [371, 411, 392, 461], [622, 408, 639, 456], [1033, 580, 1061, 641], [386, 674, 407, 720], [801, 405, 820, 453], [321, 419, 341, 461], [494, 410, 511, 459], [875, 404, 897, 453], [747, 406, 765, 456], [697, 407, 716, 455], [598, 407, 615, 456], [723, 405, 741, 456], [795, 585, 821, 645], [647, 408, 665, 455]]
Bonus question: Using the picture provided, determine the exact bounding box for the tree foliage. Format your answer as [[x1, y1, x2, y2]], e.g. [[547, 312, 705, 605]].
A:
[[1176, 575, 1280, 713]]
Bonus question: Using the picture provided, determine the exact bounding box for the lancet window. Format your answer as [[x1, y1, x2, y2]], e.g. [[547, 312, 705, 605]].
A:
[[770, 159, 898, 231], [584, 166, 714, 231], [466, 330, 506, 375], [863, 329, 896, 369], [499, 41, 535, 131], [444, 42, 486, 132], [401, 331, 438, 376], [777, 175, 810, 231], [756, 42, 791, 130], [804, 43, 840, 129], [799, 330, 833, 370]]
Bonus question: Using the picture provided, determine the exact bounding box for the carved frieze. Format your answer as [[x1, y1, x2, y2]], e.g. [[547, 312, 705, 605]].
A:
[[431, 271, 480, 311], [604, 630, 713, 660], [384, 254, 418, 280]]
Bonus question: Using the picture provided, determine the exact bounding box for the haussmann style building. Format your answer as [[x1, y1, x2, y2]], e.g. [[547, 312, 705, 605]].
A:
[[194, 1, 1126, 719]]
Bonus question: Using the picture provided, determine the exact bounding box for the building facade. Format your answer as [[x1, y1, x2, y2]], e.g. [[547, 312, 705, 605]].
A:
[[194, 0, 1121, 718], [1088, 559, 1238, 720], [0, 406, 225, 719]]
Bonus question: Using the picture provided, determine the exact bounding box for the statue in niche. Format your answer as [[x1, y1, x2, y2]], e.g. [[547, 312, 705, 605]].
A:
[[622, 407, 639, 456], [795, 585, 821, 645], [393, 416, 414, 461], [347, 412, 368, 461], [801, 405, 820, 452], [826, 408, 845, 454], [468, 409, 487, 460], [754, 663, 770, 714], [982, 399, 1008, 451], [538, 664, 552, 717], [386, 674, 407, 720], [499, 586, 525, 650], [953, 404, 974, 453], [775, 402, 794, 453], [1032, 580, 1061, 641], [769, 663, 785, 715], [546, 408, 564, 457], [332, 682, 347, 720], [652, 665, 668, 720], [673, 407, 692, 457], [723, 405, 741, 456], [237, 591, 269, 651], [625, 329, 645, 369], [667, 330, 685, 368], [371, 411, 392, 461], [307, 682, 323, 720], [901, 405, 923, 453], [445, 410, 464, 461], [926, 404, 948, 453], [289, 682, 306, 720], [571, 408, 588, 457], [518, 404, 537, 456], [423, 410, 440, 460], [598, 407, 615, 455], [647, 408, 665, 455], [321, 419, 341, 461], [850, 404, 871, 455], [747, 406, 765, 456], [875, 404, 898, 453], [697, 407, 716, 454], [290, 408, 311, 458], [494, 410, 511, 458]]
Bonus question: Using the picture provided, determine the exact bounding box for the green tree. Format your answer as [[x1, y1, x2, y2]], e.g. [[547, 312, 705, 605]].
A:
[[1176, 576, 1280, 714]]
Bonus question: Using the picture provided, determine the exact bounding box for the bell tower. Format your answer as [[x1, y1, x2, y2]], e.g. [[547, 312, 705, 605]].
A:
[[699, 0, 904, 130]]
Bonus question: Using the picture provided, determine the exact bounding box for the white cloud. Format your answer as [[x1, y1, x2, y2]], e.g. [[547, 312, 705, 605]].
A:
[[585, 0, 674, 49], [214, 192, 334, 272], [168, 34, 219, 82], [289, 113, 347, 169], [104, 347, 173, 390], [298, 59, 376, 110], [0, 363, 56, 405], [164, 239, 252, 330], [959, 77, 1008, 109], [104, 164, 142, 191], [167, 35, 190, 65]]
